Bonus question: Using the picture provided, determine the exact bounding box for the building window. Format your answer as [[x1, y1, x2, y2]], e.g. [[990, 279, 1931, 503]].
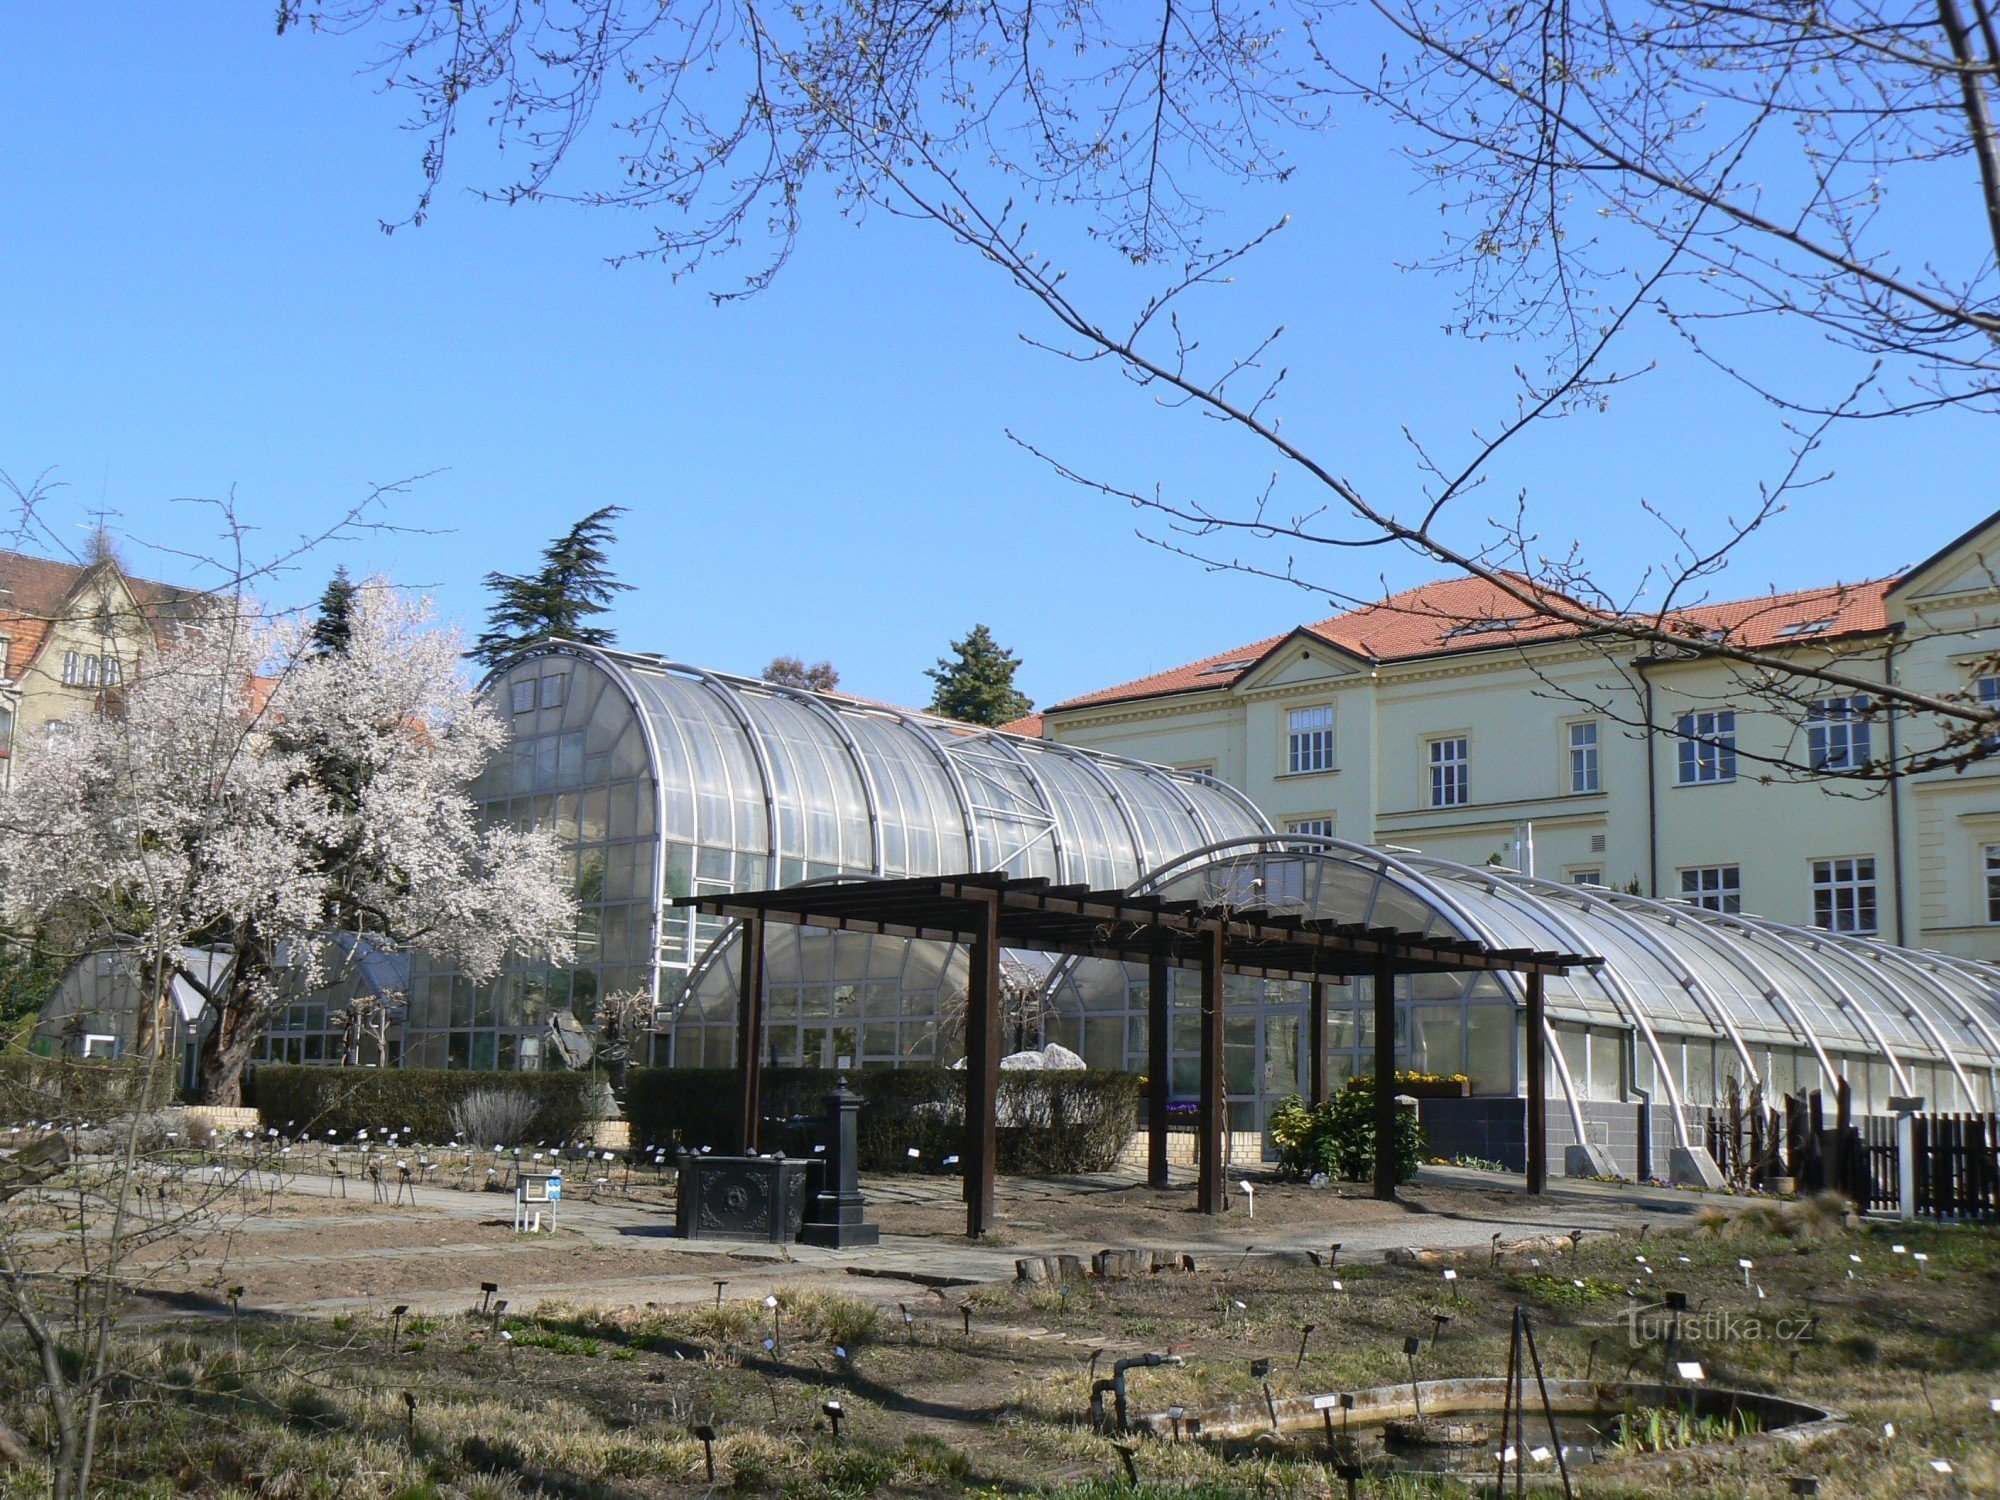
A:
[[1568, 720, 1600, 793], [1571, 869, 1604, 886], [1806, 696, 1871, 771], [81, 655, 100, 688], [62, 650, 80, 685], [1679, 865, 1741, 913], [1979, 676, 2000, 745], [1812, 856, 1878, 934], [101, 655, 121, 686], [1986, 845, 2000, 924], [1429, 736, 1469, 807], [509, 680, 537, 714], [539, 673, 567, 709], [1675, 710, 1737, 784], [1287, 705, 1335, 774], [1286, 817, 1336, 838], [1178, 761, 1217, 780]]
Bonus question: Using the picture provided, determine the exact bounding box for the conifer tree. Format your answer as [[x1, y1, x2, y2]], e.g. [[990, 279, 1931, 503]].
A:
[[309, 566, 359, 656], [925, 624, 1034, 726], [471, 505, 630, 669]]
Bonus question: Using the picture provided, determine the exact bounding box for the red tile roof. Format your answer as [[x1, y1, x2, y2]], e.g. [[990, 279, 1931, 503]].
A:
[[1662, 578, 1890, 647], [996, 712, 1044, 738], [1050, 573, 1894, 712], [0, 550, 201, 680]]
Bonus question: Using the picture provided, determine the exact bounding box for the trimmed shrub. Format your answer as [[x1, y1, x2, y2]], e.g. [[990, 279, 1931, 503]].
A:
[[624, 1066, 1139, 1174], [0, 1054, 178, 1124], [448, 1089, 543, 1148], [249, 1064, 596, 1144], [1268, 1074, 1428, 1183]]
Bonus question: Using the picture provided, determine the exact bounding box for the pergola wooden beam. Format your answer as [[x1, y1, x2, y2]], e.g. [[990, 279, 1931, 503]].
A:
[[964, 887, 1002, 1237], [1373, 946, 1399, 1202], [735, 913, 766, 1156], [1146, 953, 1170, 1191], [677, 872, 1597, 1235], [1197, 920, 1226, 1215]]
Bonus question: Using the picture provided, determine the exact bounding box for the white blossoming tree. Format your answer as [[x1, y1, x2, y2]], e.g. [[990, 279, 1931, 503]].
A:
[[0, 580, 575, 1105]]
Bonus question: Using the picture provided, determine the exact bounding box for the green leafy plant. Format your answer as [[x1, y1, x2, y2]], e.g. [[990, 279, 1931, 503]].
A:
[[1604, 1403, 1759, 1454], [1268, 1076, 1426, 1182]]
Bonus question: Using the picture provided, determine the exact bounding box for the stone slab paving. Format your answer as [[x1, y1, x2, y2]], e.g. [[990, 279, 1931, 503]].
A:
[[131, 1160, 1727, 1324]]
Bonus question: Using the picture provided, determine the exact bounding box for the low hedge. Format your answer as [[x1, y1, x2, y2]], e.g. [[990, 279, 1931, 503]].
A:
[[248, 1064, 598, 1144], [625, 1066, 1140, 1175], [0, 1054, 179, 1124]]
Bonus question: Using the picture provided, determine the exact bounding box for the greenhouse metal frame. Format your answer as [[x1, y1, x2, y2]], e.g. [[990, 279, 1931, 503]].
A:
[[413, 646, 2000, 1181]]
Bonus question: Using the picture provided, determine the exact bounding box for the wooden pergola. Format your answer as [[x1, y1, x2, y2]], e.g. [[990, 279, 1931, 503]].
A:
[[677, 873, 1597, 1237]]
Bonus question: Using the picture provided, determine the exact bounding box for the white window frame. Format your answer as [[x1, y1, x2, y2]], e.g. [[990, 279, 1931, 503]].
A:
[[1568, 720, 1600, 794], [81, 655, 100, 688], [62, 650, 80, 685], [1679, 865, 1742, 913], [1428, 736, 1469, 808], [1286, 816, 1337, 838], [1812, 856, 1878, 935], [1286, 705, 1336, 775], [1985, 844, 2000, 925], [1570, 868, 1604, 886], [101, 655, 121, 686], [1675, 710, 1737, 785], [1979, 675, 2000, 745], [1806, 695, 1871, 772]]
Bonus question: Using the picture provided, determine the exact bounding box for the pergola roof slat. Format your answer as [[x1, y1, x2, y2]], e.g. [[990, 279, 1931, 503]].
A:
[[675, 873, 1596, 978]]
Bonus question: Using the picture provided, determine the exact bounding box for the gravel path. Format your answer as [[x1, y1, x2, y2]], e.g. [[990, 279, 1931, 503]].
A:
[[103, 1161, 1718, 1322]]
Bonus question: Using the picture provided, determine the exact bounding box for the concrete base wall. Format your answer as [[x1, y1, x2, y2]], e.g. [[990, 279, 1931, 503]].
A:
[[1423, 1098, 1709, 1181]]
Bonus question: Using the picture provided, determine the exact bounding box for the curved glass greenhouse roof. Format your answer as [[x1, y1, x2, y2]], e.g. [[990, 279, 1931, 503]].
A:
[[403, 645, 1268, 1071], [1036, 837, 2000, 1118], [672, 832, 2000, 1124], [604, 649, 1271, 885]]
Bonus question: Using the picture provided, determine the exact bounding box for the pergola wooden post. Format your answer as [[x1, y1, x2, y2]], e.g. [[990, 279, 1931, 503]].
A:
[[735, 913, 767, 1155], [683, 873, 1594, 1226], [1146, 952, 1171, 1190], [1197, 920, 1227, 1215], [963, 889, 1002, 1237], [1525, 970, 1548, 1196], [1373, 946, 1399, 1202], [1308, 977, 1328, 1106]]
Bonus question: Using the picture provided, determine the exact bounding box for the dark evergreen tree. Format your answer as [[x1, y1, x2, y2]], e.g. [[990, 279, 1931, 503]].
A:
[[471, 506, 631, 669], [925, 624, 1034, 726], [309, 566, 359, 656]]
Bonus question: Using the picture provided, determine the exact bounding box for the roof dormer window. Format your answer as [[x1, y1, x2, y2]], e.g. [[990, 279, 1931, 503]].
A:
[[1442, 616, 1527, 639]]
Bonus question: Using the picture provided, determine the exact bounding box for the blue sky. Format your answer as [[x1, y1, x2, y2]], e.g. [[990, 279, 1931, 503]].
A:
[[1, 8, 1991, 711]]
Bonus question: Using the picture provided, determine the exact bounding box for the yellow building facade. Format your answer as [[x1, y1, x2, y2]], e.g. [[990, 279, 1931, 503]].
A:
[[0, 549, 197, 794], [1033, 512, 2000, 964]]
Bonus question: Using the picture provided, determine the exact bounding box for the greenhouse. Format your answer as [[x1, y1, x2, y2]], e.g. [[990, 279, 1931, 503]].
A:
[[417, 645, 2000, 1177], [404, 645, 1267, 1070], [1020, 837, 2000, 1172]]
